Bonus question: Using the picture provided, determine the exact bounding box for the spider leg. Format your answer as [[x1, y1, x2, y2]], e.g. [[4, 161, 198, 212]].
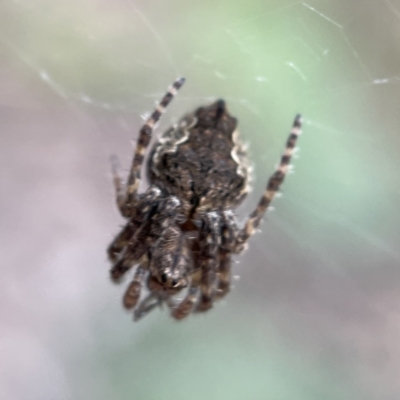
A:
[[133, 291, 163, 321], [213, 210, 239, 297], [110, 234, 147, 281], [171, 269, 201, 320], [107, 220, 138, 263], [112, 78, 185, 217], [195, 211, 221, 312], [110, 78, 185, 216], [109, 186, 164, 281], [235, 114, 302, 251], [123, 260, 147, 309]]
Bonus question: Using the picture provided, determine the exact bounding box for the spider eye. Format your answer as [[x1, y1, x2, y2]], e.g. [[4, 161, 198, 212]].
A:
[[171, 279, 178, 287], [161, 273, 168, 283]]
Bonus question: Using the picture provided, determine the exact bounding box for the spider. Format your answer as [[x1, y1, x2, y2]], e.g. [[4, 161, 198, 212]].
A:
[[108, 77, 302, 321]]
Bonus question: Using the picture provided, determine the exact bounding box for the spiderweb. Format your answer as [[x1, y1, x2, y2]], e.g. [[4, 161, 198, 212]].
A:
[[1, 1, 400, 399]]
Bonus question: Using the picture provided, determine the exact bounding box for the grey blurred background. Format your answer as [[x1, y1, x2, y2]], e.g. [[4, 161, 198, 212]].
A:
[[1, 0, 400, 399]]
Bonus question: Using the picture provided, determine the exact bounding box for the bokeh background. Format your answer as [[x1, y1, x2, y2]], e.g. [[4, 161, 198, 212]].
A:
[[1, 0, 400, 399]]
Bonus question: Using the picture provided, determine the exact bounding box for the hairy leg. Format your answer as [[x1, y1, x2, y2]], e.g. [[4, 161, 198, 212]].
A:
[[123, 261, 147, 309], [171, 269, 201, 320], [171, 211, 234, 319], [110, 235, 147, 281], [109, 186, 164, 281], [107, 220, 138, 263], [236, 114, 302, 250], [111, 78, 185, 217]]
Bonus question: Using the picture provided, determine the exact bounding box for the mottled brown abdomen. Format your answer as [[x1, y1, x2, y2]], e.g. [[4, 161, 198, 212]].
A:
[[148, 101, 249, 211]]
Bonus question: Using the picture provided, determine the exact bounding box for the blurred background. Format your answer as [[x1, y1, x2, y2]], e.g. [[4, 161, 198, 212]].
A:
[[1, 0, 400, 399]]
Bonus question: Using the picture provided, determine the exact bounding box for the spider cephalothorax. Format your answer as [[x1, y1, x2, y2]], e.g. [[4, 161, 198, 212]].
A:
[[108, 78, 302, 320]]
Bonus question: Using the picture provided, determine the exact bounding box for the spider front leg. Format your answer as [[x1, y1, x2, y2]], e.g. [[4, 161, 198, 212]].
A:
[[123, 260, 148, 309], [171, 269, 201, 320], [107, 220, 138, 263], [170, 211, 221, 319], [109, 186, 164, 280], [110, 239, 147, 281], [110, 78, 185, 217], [235, 114, 302, 249]]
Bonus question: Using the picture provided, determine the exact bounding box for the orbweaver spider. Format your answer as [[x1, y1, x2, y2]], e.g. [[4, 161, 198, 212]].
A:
[[108, 77, 302, 320]]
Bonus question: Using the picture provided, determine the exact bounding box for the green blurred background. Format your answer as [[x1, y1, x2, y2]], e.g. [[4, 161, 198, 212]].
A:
[[1, 0, 400, 399]]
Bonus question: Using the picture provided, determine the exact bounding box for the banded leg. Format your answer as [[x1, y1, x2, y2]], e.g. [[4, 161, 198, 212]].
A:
[[123, 261, 147, 309], [109, 187, 163, 280], [236, 114, 302, 249], [107, 220, 137, 263], [119, 77, 185, 215], [171, 269, 201, 320], [110, 238, 146, 281]]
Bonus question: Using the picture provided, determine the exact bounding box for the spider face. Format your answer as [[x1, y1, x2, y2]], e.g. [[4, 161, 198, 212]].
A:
[[148, 226, 190, 292], [147, 274, 188, 294], [108, 77, 302, 321]]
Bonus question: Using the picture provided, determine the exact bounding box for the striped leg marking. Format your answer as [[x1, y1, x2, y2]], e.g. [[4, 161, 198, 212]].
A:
[[172, 286, 200, 320], [125, 77, 186, 205], [107, 220, 135, 263], [237, 114, 302, 246], [123, 262, 147, 310]]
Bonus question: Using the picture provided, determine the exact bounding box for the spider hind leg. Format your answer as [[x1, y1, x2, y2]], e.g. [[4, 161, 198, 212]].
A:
[[236, 114, 302, 249], [110, 78, 186, 217], [107, 220, 137, 263], [171, 270, 201, 320]]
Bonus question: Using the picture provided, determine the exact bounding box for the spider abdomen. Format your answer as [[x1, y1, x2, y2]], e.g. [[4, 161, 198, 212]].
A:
[[148, 100, 250, 211]]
